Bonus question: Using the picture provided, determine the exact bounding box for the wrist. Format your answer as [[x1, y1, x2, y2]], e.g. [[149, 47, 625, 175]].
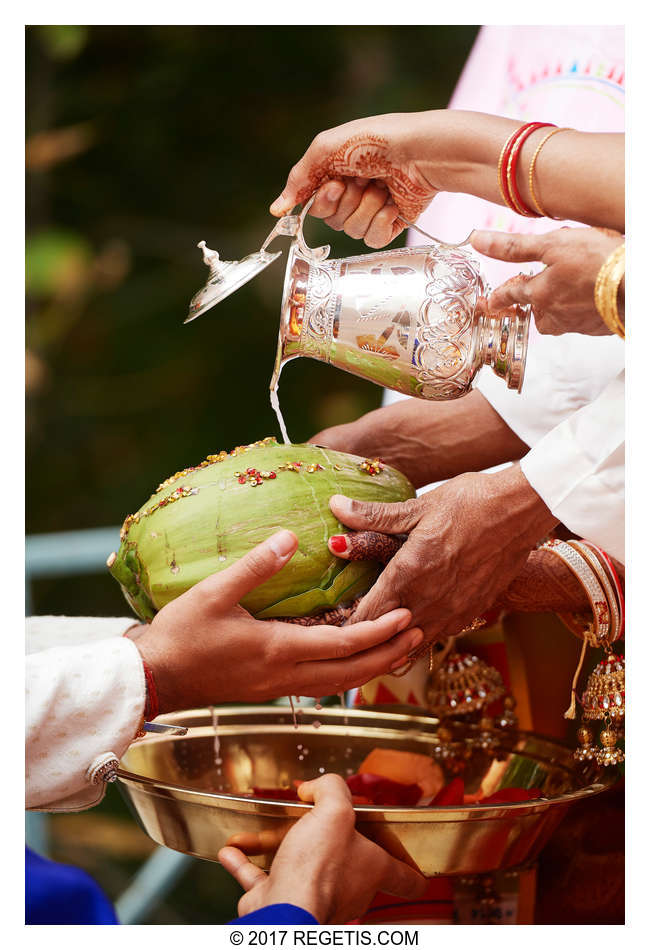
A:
[[416, 111, 522, 202], [485, 463, 558, 546], [264, 883, 327, 924], [134, 636, 178, 716]]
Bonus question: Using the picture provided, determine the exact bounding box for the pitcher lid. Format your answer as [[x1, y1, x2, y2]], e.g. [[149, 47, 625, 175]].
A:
[[184, 241, 282, 324]]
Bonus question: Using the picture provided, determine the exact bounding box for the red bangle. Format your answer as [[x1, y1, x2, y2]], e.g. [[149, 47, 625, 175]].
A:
[[498, 122, 555, 217], [498, 126, 529, 213], [508, 123, 555, 216], [581, 542, 625, 640], [142, 659, 160, 721]]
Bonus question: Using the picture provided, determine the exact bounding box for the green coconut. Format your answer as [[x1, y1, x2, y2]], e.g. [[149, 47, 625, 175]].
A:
[[108, 437, 415, 623]]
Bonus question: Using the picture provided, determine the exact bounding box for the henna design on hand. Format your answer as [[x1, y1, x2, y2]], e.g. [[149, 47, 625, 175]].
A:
[[297, 135, 433, 222], [275, 533, 405, 626], [493, 548, 590, 613], [339, 530, 406, 565], [277, 597, 363, 627]]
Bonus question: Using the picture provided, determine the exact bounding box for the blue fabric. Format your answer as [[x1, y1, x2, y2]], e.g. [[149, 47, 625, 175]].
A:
[[233, 903, 318, 925], [26, 847, 118, 925]]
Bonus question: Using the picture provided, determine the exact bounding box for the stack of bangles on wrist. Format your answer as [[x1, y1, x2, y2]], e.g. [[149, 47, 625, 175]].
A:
[[540, 538, 624, 649], [594, 243, 625, 339], [540, 539, 624, 718], [497, 122, 571, 218]]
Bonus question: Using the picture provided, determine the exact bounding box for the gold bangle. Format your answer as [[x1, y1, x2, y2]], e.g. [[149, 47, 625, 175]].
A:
[[528, 127, 571, 217], [594, 244, 625, 338], [497, 130, 518, 211]]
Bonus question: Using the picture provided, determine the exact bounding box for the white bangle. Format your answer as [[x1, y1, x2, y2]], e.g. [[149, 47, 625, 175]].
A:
[[567, 540, 620, 645], [540, 539, 611, 647]]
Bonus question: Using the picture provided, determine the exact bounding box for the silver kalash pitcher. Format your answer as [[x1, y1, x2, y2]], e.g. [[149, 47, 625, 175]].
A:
[[186, 197, 530, 400]]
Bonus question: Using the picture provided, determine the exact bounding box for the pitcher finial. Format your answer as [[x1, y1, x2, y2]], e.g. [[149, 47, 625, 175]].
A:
[[197, 240, 220, 267]]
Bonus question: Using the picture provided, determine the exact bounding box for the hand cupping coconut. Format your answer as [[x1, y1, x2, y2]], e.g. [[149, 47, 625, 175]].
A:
[[107, 436, 414, 622]]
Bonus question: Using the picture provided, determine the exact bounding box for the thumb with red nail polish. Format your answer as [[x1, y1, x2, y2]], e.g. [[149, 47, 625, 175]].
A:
[[328, 530, 404, 565]]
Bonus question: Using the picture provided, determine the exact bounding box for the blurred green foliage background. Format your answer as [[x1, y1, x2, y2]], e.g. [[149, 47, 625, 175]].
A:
[[27, 23, 478, 613], [26, 23, 478, 922]]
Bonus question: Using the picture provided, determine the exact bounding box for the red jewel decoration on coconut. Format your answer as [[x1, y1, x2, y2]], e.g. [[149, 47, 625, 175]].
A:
[[359, 458, 385, 476]]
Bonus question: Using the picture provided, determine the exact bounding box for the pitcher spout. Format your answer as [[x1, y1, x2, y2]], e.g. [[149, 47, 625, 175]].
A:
[[474, 303, 530, 393]]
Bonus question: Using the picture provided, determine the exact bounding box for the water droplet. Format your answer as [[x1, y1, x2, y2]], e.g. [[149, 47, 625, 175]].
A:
[[318, 767, 325, 774], [313, 720, 322, 729], [315, 701, 323, 711], [298, 754, 304, 761]]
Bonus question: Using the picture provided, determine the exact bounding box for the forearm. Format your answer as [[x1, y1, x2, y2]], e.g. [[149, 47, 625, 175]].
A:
[[313, 391, 529, 489], [417, 111, 624, 231], [494, 548, 589, 613]]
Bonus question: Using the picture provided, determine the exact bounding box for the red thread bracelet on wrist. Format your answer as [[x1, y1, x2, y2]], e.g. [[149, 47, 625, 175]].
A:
[[142, 659, 160, 721]]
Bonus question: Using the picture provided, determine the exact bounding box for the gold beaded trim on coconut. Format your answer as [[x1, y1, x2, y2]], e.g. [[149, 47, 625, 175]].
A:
[[120, 439, 389, 541]]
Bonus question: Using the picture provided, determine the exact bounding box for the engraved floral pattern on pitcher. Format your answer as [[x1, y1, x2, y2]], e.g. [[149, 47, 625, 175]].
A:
[[281, 240, 524, 403]]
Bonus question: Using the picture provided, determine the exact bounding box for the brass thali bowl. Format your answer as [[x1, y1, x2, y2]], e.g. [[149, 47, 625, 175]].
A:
[[116, 705, 615, 877]]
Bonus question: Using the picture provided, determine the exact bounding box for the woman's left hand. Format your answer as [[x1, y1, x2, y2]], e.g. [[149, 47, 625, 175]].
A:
[[470, 226, 624, 336]]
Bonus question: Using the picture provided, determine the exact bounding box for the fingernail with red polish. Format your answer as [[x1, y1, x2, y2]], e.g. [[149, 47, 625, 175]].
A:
[[329, 535, 348, 554]]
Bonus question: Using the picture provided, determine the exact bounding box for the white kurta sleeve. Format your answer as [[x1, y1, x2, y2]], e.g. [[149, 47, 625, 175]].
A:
[[475, 333, 625, 447], [26, 617, 146, 812], [520, 370, 625, 561]]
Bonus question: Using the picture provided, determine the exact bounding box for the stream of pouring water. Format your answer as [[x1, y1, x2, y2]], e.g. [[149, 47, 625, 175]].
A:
[[209, 706, 222, 770], [288, 695, 298, 730], [270, 346, 291, 445], [270, 385, 290, 445]]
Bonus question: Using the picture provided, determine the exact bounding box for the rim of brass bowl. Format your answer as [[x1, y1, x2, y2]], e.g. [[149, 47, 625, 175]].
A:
[[116, 705, 616, 818]]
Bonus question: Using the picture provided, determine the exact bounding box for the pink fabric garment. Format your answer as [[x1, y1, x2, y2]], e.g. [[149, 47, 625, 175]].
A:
[[411, 25, 625, 291], [392, 26, 625, 558]]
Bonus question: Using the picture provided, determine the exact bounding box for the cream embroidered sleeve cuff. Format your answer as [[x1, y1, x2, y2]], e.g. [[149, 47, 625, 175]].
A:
[[26, 618, 146, 812]]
